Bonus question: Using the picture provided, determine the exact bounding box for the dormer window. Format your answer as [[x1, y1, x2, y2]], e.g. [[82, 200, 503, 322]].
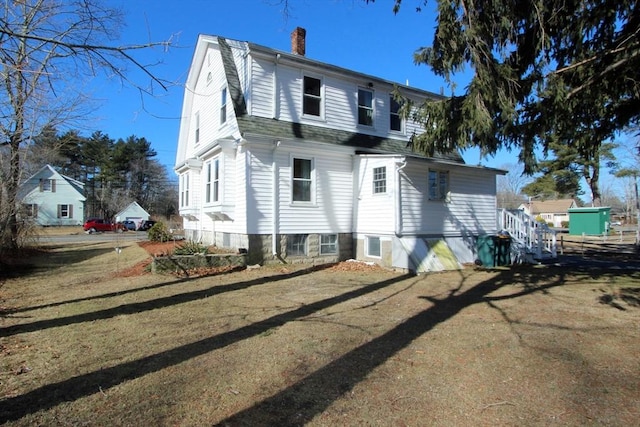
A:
[[195, 112, 200, 144], [390, 96, 403, 132], [303, 76, 322, 117], [358, 88, 374, 126], [220, 87, 228, 124]]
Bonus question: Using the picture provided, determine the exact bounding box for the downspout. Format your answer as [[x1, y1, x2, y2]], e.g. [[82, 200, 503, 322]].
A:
[[272, 140, 281, 256], [395, 158, 407, 237]]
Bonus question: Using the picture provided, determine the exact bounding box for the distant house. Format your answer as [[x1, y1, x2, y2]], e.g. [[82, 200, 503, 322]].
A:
[[519, 199, 577, 227], [175, 28, 505, 271], [18, 164, 85, 226], [115, 202, 150, 229]]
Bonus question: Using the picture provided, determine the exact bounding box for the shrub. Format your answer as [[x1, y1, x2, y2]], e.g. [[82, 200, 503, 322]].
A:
[[173, 241, 209, 255], [148, 222, 170, 242]]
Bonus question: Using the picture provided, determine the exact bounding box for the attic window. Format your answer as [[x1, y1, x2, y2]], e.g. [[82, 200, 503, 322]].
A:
[[303, 76, 322, 117], [40, 179, 55, 192], [358, 88, 374, 126], [390, 96, 402, 132], [195, 112, 200, 144], [220, 87, 228, 124]]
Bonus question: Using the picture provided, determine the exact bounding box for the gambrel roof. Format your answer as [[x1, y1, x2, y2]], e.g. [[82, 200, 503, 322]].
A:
[[206, 34, 465, 164]]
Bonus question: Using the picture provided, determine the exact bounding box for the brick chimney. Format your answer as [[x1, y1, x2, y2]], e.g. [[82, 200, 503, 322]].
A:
[[291, 27, 306, 56]]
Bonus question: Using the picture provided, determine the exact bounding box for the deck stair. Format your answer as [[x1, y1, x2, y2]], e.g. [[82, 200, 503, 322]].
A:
[[498, 209, 557, 263]]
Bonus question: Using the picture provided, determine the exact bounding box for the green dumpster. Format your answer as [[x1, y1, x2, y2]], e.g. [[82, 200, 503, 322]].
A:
[[476, 234, 511, 267], [568, 207, 611, 235]]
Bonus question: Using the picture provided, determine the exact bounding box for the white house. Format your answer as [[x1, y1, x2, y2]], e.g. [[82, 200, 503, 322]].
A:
[[115, 201, 151, 229], [18, 164, 85, 226], [175, 28, 504, 271], [518, 199, 577, 227]]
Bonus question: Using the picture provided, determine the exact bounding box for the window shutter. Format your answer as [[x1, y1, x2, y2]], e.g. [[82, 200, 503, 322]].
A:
[[39, 179, 43, 192], [69, 205, 73, 219], [34, 204, 39, 218], [52, 179, 56, 192], [57, 204, 61, 218]]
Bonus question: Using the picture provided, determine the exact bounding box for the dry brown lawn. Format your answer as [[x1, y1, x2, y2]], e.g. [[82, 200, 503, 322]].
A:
[[0, 236, 639, 426]]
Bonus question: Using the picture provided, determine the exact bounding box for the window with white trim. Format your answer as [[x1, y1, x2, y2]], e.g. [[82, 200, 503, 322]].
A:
[[180, 173, 190, 207], [58, 204, 71, 219], [366, 236, 381, 258], [428, 169, 449, 201], [212, 158, 220, 202], [195, 112, 200, 144], [320, 234, 338, 255], [358, 88, 374, 126], [288, 234, 308, 256], [205, 159, 220, 204], [23, 203, 38, 218], [205, 162, 212, 204], [303, 76, 322, 117], [220, 87, 228, 124], [40, 179, 55, 192], [373, 166, 386, 194], [390, 96, 402, 131], [292, 157, 313, 202]]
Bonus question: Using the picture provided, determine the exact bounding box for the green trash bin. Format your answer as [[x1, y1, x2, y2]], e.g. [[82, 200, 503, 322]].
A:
[[495, 235, 511, 266], [476, 234, 511, 267], [476, 234, 497, 267]]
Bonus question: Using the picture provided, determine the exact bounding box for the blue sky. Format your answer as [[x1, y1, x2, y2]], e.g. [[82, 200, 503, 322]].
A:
[[91, 1, 517, 173]]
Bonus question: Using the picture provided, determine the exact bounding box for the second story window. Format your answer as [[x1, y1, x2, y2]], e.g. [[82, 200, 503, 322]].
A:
[[390, 96, 402, 131], [220, 87, 227, 124], [195, 112, 200, 144], [303, 76, 321, 117], [358, 88, 374, 126], [39, 179, 55, 192], [292, 157, 313, 202], [373, 166, 386, 194]]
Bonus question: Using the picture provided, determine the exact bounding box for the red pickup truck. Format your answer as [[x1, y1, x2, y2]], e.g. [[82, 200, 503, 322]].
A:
[[83, 218, 125, 233]]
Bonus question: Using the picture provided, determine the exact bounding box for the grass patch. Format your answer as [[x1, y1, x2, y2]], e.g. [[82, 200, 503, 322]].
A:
[[0, 243, 639, 425]]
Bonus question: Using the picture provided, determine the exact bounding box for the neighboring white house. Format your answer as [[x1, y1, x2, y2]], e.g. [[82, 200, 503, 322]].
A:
[[115, 201, 151, 228], [518, 199, 577, 227], [175, 28, 505, 271], [18, 164, 85, 226]]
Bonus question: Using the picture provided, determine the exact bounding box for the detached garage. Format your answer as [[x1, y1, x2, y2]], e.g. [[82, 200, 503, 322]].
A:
[[115, 201, 150, 228]]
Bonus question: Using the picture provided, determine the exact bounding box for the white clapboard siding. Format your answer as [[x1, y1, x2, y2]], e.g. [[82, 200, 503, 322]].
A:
[[249, 57, 274, 118], [245, 144, 274, 234], [248, 58, 427, 141], [245, 142, 354, 234], [398, 160, 497, 235], [353, 156, 396, 234]]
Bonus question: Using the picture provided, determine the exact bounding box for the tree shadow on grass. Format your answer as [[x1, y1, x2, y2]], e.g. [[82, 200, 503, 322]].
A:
[[0, 245, 115, 280], [217, 263, 630, 426], [1, 266, 243, 316], [0, 263, 632, 423], [0, 271, 414, 422], [0, 264, 333, 337]]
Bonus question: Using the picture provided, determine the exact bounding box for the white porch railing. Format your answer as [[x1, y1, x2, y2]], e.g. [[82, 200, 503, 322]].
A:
[[498, 209, 557, 260]]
